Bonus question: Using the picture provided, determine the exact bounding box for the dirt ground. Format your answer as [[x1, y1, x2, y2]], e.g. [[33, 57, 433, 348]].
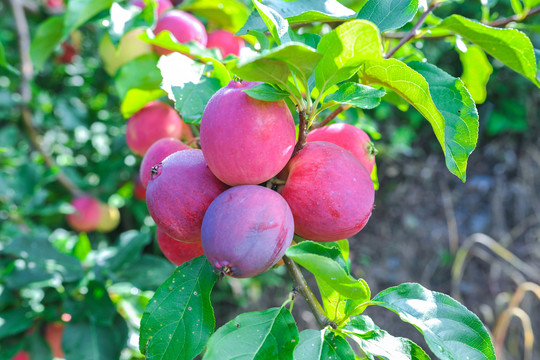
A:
[[212, 124, 540, 359]]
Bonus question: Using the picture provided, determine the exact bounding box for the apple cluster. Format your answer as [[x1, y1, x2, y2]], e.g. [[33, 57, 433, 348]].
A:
[[99, 0, 245, 76], [140, 80, 375, 278]]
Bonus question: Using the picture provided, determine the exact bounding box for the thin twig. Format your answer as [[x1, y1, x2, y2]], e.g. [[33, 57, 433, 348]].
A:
[[385, 2, 441, 59], [282, 255, 329, 329], [311, 104, 351, 130], [292, 110, 307, 156], [489, 5, 540, 27], [10, 0, 82, 197]]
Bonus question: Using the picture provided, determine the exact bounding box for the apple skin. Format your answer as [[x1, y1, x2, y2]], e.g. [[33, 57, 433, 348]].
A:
[[307, 123, 376, 173], [201, 185, 294, 278], [200, 80, 296, 186], [66, 196, 102, 232], [139, 137, 190, 188], [146, 149, 229, 243], [280, 141, 375, 242], [11, 351, 29, 360], [45, 322, 64, 359], [132, 0, 172, 16], [126, 101, 183, 156], [206, 30, 245, 57], [157, 227, 204, 266], [98, 29, 153, 76], [153, 10, 207, 56]]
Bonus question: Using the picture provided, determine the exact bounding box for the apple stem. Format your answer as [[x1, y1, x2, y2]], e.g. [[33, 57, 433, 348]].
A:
[[292, 110, 307, 156], [10, 0, 83, 197], [282, 255, 330, 329], [311, 104, 352, 130]]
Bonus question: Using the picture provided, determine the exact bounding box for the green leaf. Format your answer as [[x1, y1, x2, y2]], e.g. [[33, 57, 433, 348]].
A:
[[294, 329, 355, 360], [172, 77, 222, 124], [120, 88, 166, 118], [244, 83, 292, 101], [324, 83, 386, 109], [3, 235, 84, 284], [407, 61, 479, 182], [343, 315, 430, 360], [524, 0, 540, 7], [237, 0, 355, 35], [510, 0, 524, 15], [438, 15, 539, 86], [114, 54, 161, 100], [457, 43, 493, 104], [254, 0, 291, 45], [336, 239, 349, 262], [63, 313, 128, 360], [115, 254, 176, 291], [63, 0, 114, 38], [358, 59, 443, 147], [84, 281, 118, 326], [357, 0, 419, 32], [98, 230, 152, 273], [233, 42, 322, 85], [315, 20, 382, 93], [73, 232, 91, 261], [181, 0, 251, 32], [139, 256, 218, 359], [203, 306, 299, 360], [29, 16, 64, 71], [286, 241, 370, 302], [373, 283, 496, 360], [0, 308, 33, 339]]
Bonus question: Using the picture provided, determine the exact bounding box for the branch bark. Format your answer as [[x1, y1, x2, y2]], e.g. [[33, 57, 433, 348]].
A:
[[489, 5, 540, 27], [385, 2, 441, 59], [292, 109, 307, 156], [311, 104, 351, 130], [10, 0, 83, 197], [282, 255, 330, 329]]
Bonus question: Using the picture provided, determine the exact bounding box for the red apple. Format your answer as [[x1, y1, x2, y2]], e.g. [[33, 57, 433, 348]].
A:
[[200, 80, 296, 185], [153, 10, 207, 56], [307, 123, 376, 173], [280, 142, 375, 242], [126, 101, 183, 156], [146, 149, 229, 243], [139, 137, 189, 188], [66, 196, 102, 232], [157, 227, 204, 265], [45, 322, 64, 359], [12, 351, 29, 360], [206, 30, 245, 57]]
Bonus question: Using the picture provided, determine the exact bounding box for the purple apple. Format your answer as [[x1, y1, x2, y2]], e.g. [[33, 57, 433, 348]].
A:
[[202, 185, 294, 278]]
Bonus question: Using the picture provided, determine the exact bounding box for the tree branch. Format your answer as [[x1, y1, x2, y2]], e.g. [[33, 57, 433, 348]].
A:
[[282, 255, 330, 329], [311, 104, 351, 130], [292, 109, 307, 156], [10, 0, 83, 197], [385, 2, 441, 59], [488, 5, 540, 26]]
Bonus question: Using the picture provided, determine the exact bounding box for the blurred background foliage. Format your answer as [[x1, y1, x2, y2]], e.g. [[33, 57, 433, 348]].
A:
[[0, 0, 539, 359]]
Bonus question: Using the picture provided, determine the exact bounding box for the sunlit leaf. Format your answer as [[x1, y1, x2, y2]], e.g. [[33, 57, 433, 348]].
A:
[[373, 283, 496, 360], [204, 306, 299, 360], [357, 0, 419, 32]]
